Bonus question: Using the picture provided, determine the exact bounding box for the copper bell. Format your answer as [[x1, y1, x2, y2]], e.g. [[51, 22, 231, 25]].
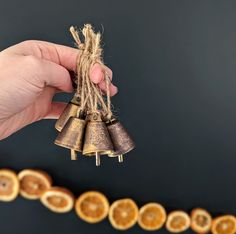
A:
[[55, 96, 80, 132], [83, 113, 114, 166], [54, 116, 86, 160], [106, 119, 135, 163]]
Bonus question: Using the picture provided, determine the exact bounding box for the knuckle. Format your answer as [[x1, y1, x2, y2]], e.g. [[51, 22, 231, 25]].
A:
[[18, 40, 38, 47]]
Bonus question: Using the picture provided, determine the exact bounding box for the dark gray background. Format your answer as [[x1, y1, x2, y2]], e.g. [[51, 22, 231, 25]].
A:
[[0, 0, 236, 233]]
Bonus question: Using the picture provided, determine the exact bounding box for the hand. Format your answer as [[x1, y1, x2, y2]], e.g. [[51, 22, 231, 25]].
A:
[[0, 40, 118, 140]]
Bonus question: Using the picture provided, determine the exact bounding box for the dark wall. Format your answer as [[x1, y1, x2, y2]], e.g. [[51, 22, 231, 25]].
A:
[[0, 0, 236, 233]]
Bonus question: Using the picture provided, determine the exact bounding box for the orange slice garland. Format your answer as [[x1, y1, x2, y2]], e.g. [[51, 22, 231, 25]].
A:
[[211, 215, 236, 234], [18, 169, 52, 200], [138, 202, 167, 231], [0, 169, 19, 202], [40, 187, 74, 213], [0, 167, 235, 233], [190, 208, 212, 233], [109, 198, 139, 230], [75, 191, 109, 223], [166, 210, 190, 233]]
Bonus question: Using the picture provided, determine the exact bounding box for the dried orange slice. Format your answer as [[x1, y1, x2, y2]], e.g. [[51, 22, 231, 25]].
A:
[[40, 187, 74, 213], [211, 215, 236, 234], [109, 198, 139, 230], [0, 169, 19, 202], [138, 202, 166, 230], [18, 169, 52, 199], [75, 191, 109, 223], [190, 208, 212, 233], [166, 210, 190, 233]]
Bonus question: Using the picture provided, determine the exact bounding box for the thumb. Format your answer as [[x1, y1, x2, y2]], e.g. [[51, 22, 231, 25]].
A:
[[44, 102, 67, 119]]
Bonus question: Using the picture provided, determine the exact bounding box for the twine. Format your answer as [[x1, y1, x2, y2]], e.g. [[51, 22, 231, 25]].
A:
[[69, 24, 113, 119]]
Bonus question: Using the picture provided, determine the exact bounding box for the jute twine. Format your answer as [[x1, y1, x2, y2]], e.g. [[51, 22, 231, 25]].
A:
[[70, 24, 113, 120]]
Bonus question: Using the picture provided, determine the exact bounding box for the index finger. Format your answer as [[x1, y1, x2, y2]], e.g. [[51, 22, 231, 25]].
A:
[[5, 40, 79, 71]]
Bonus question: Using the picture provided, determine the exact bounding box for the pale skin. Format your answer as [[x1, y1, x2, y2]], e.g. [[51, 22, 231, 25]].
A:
[[0, 40, 118, 140]]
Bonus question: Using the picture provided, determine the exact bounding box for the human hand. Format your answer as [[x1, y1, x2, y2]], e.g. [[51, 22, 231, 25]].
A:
[[0, 40, 118, 140]]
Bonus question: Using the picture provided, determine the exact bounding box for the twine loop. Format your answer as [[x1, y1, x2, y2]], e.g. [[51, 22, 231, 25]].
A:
[[70, 24, 113, 120]]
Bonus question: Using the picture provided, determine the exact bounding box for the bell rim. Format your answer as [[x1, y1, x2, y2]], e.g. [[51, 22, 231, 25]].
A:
[[108, 145, 135, 157], [82, 150, 114, 156], [54, 140, 83, 152], [55, 124, 63, 132]]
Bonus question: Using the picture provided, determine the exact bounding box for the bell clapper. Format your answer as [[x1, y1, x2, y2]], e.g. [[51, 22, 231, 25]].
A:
[[71, 150, 78, 160], [118, 155, 124, 163], [95, 152, 101, 166]]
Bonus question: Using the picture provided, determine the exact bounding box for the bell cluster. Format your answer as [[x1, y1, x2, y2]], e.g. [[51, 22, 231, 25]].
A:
[[54, 96, 135, 166], [53, 25, 135, 165]]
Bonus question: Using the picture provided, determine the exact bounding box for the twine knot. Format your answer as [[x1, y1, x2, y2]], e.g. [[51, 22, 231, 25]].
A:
[[70, 24, 113, 120]]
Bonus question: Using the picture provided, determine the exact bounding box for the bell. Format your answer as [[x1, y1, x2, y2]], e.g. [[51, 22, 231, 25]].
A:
[[54, 117, 86, 153], [83, 113, 114, 166], [55, 96, 80, 132], [106, 119, 135, 162]]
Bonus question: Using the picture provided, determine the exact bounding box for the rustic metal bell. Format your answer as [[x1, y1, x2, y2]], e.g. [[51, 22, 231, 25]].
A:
[[55, 96, 80, 132], [54, 116, 86, 154], [83, 113, 114, 166], [106, 119, 135, 162]]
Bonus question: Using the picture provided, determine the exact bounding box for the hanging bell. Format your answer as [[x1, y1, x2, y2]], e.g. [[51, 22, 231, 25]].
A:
[[106, 118, 135, 162], [54, 116, 86, 156], [55, 96, 80, 132], [83, 113, 114, 166]]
